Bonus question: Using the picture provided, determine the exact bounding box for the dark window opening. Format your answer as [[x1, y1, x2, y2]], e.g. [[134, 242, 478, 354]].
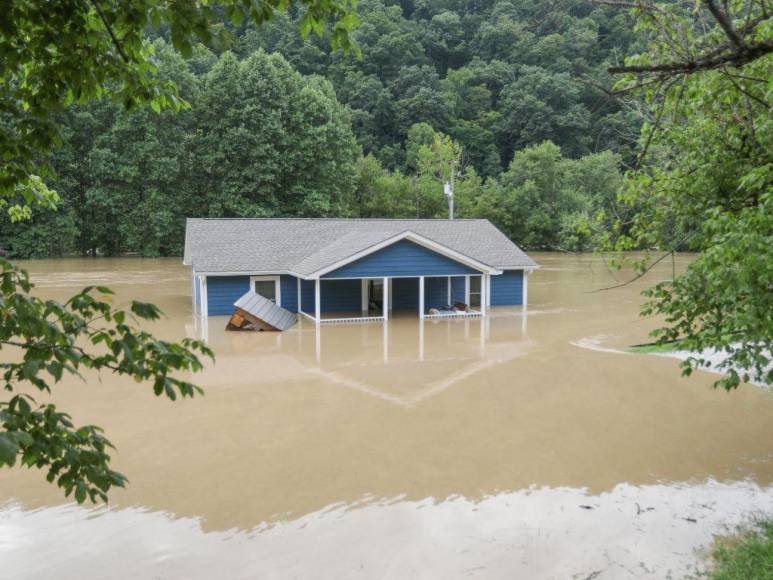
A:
[[254, 280, 277, 303]]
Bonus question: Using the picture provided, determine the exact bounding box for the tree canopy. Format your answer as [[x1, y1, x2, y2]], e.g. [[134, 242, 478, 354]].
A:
[[591, 0, 772, 389], [2, 0, 638, 256]]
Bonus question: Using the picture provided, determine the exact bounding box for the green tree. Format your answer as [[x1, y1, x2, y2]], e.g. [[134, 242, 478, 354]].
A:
[[499, 66, 591, 162], [195, 50, 360, 217], [86, 41, 197, 256], [468, 141, 622, 250], [1, 0, 358, 203], [596, 0, 773, 389], [405, 122, 437, 172]]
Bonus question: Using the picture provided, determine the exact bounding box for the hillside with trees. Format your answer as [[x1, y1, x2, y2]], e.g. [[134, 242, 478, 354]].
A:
[[0, 0, 639, 257]]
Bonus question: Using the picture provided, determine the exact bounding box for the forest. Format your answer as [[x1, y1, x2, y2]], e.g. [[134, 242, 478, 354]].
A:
[[0, 0, 640, 257]]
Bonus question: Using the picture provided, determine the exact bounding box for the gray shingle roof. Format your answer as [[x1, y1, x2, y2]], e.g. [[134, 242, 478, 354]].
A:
[[184, 218, 537, 275]]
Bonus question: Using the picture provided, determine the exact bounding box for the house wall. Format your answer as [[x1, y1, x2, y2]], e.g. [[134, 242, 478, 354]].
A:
[[203, 274, 300, 316], [390, 277, 450, 312], [424, 277, 449, 310], [323, 240, 478, 279], [392, 278, 419, 311], [199, 269, 525, 316], [300, 279, 315, 313], [322, 279, 361, 312], [490, 270, 524, 306], [280, 275, 299, 313], [299, 279, 361, 314], [206, 276, 251, 316], [451, 276, 466, 304]]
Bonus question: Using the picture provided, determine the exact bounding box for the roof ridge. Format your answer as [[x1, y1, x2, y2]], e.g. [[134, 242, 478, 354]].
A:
[[190, 217, 489, 222]]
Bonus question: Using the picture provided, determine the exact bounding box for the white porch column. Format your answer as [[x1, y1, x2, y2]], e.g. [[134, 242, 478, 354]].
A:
[[201, 276, 208, 317], [297, 277, 301, 313], [315, 319, 321, 363], [382, 277, 389, 320], [383, 318, 389, 363], [418, 318, 425, 361], [523, 270, 529, 307], [418, 276, 425, 319], [464, 275, 470, 305], [481, 275, 487, 316], [314, 278, 321, 322], [191, 273, 197, 315], [447, 276, 451, 305]]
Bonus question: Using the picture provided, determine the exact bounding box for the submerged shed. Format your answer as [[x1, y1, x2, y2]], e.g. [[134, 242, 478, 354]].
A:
[[227, 291, 298, 332]]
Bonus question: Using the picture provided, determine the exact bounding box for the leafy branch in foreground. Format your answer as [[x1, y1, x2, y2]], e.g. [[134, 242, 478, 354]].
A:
[[0, 259, 213, 502], [589, 0, 773, 390], [594, 0, 772, 78]]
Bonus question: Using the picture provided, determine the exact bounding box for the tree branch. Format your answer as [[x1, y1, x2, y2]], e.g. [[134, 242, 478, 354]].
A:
[[584, 250, 675, 293], [88, 0, 130, 63], [608, 39, 773, 74], [704, 0, 744, 48]]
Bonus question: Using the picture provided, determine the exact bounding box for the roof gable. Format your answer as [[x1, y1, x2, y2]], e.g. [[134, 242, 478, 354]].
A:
[[322, 238, 482, 278]]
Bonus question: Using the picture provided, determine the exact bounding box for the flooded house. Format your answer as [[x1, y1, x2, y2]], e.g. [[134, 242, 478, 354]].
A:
[[183, 218, 537, 322]]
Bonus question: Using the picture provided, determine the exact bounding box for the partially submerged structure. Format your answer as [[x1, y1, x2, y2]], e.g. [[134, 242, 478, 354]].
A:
[[227, 291, 298, 331], [184, 218, 537, 324]]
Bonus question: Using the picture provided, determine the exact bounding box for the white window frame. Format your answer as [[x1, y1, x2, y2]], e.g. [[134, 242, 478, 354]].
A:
[[250, 275, 281, 307]]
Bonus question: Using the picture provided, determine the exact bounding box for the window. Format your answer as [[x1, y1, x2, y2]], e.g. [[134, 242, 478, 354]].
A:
[[469, 276, 481, 308], [250, 276, 280, 306]]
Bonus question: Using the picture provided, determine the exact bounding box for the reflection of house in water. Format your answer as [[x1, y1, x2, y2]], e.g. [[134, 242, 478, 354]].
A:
[[186, 312, 531, 407]]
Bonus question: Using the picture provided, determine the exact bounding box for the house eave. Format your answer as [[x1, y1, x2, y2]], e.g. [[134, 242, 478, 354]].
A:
[[191, 269, 308, 278]]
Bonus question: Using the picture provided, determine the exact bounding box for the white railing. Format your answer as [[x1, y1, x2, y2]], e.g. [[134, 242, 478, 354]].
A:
[[301, 310, 482, 324], [320, 315, 385, 325], [423, 310, 482, 320], [298, 310, 318, 322]]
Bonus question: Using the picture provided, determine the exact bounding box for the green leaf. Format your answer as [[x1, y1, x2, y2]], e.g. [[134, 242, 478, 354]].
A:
[[0, 434, 20, 466]]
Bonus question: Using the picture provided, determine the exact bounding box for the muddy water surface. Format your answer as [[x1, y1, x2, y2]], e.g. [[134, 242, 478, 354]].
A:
[[1, 254, 772, 579]]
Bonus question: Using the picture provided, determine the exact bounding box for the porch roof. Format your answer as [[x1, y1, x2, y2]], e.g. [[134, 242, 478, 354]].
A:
[[184, 218, 537, 277]]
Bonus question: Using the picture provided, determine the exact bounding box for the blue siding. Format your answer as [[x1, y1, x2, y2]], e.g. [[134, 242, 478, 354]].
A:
[[206, 275, 250, 315], [491, 270, 524, 306], [322, 279, 361, 312], [424, 277, 449, 310], [299, 279, 361, 313], [392, 277, 418, 311], [451, 276, 466, 303], [280, 275, 299, 313], [206, 274, 298, 315], [301, 279, 315, 312], [323, 240, 478, 279]]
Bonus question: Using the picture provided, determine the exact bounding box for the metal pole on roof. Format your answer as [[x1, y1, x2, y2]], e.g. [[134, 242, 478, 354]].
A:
[[444, 161, 455, 220]]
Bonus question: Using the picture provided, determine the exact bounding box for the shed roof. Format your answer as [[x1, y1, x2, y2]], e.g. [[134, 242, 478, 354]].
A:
[[184, 218, 536, 276], [234, 291, 297, 331]]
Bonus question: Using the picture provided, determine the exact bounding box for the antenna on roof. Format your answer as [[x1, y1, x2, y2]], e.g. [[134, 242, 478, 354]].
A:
[[444, 161, 455, 220]]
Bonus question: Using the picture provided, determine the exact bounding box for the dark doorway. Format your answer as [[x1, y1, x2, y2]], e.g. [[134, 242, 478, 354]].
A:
[[368, 279, 384, 314]]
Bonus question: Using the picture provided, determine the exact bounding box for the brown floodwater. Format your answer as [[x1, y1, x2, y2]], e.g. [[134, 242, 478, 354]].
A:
[[1, 253, 771, 579]]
